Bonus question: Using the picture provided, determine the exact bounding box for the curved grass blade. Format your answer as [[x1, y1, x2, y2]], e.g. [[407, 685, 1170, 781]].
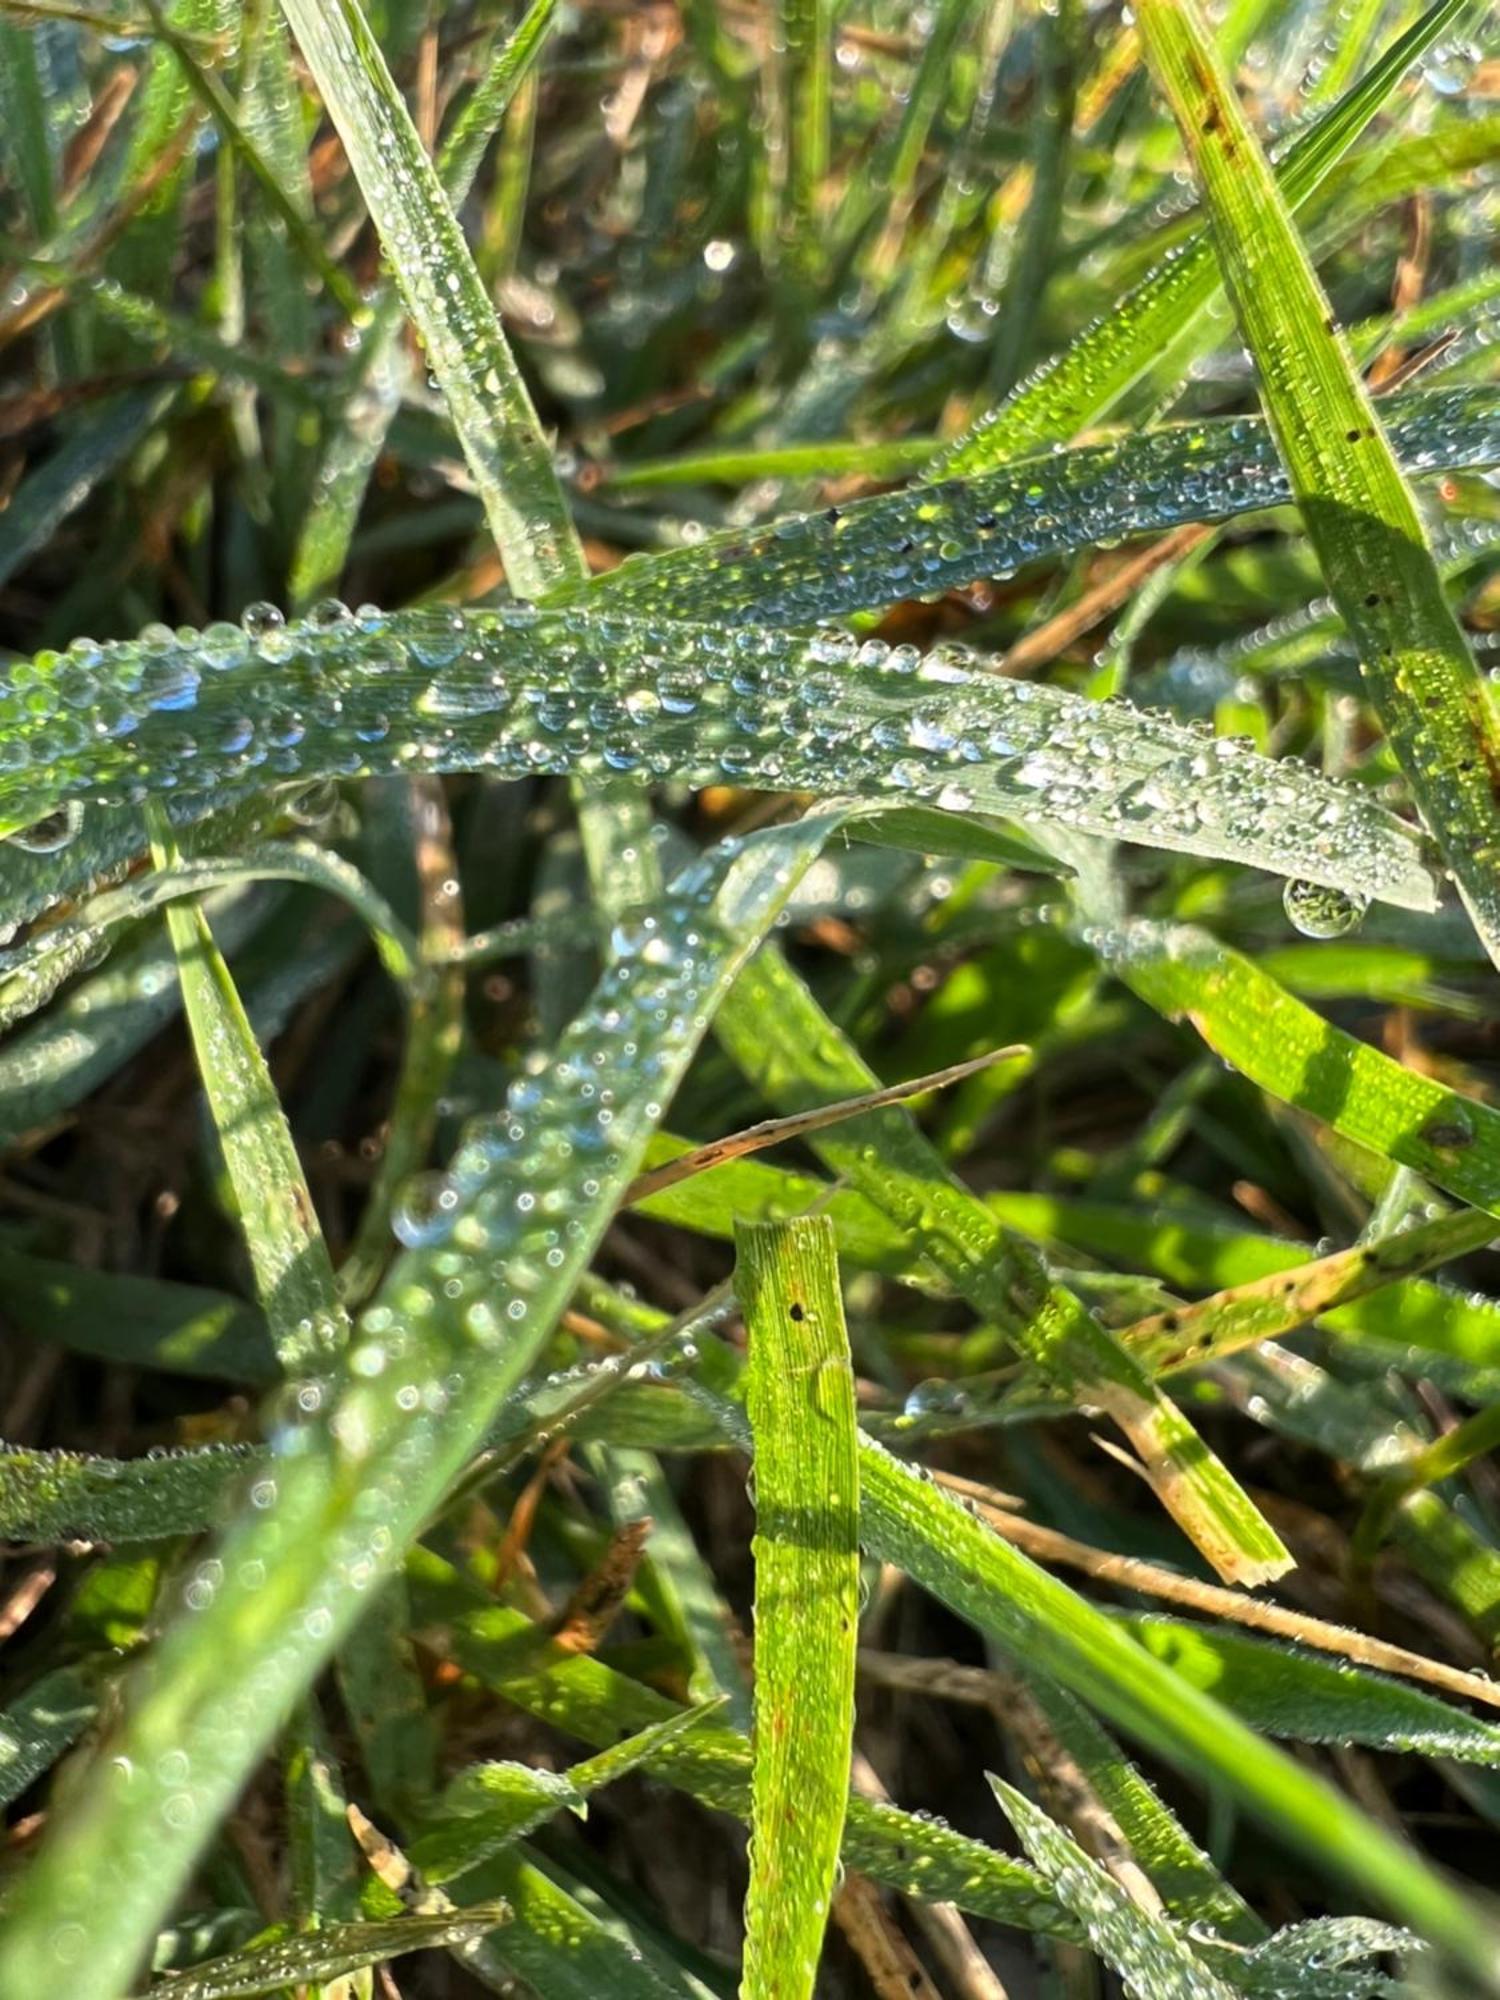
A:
[[0, 843, 419, 1033], [0, 1442, 260, 1543], [0, 607, 1441, 916], [932, 0, 1472, 474], [1123, 1616, 1500, 1766], [0, 810, 854, 2000], [1101, 920, 1500, 1220], [411, 1705, 724, 1884], [577, 388, 1500, 628], [717, 946, 1291, 1585], [147, 1911, 507, 2000], [419, 1556, 1076, 1940], [1135, 0, 1500, 970], [989, 1779, 1238, 1999], [853, 1434, 1500, 1986], [737, 1216, 859, 2000], [276, 0, 576, 599]]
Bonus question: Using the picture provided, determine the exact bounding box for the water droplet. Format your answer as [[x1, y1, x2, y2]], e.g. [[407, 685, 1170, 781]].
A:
[[1282, 878, 1368, 939]]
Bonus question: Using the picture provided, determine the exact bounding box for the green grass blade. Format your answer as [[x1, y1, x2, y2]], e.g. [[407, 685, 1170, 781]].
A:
[[0, 841, 419, 1032], [276, 0, 577, 599], [0, 606, 1442, 918], [1136, 0, 1500, 970], [0, 1442, 258, 1542], [146, 1911, 507, 1999], [717, 946, 1291, 1585], [418, 1555, 1074, 1940], [578, 388, 1500, 627], [0, 1668, 98, 1811], [288, 0, 560, 605], [0, 1252, 276, 1383], [411, 1705, 723, 1884], [1012, 1674, 1263, 1941], [1102, 920, 1500, 1220], [737, 1216, 859, 2000], [150, 815, 350, 1376], [0, 810, 851, 2000], [854, 1433, 1499, 1985], [989, 1780, 1238, 1998], [933, 0, 1472, 473], [1123, 1616, 1500, 1765]]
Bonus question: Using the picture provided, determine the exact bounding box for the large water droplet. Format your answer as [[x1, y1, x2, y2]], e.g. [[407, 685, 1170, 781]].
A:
[[1282, 878, 1368, 939]]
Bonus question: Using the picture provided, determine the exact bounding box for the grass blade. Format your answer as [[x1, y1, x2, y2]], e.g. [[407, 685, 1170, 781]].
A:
[[0, 607, 1442, 918], [737, 1216, 859, 2000], [0, 810, 854, 2000], [1135, 0, 1500, 969], [148, 816, 349, 1376], [934, 0, 1471, 472], [579, 388, 1500, 628], [276, 0, 577, 599], [147, 1912, 507, 1999], [854, 1433, 1498, 1985], [989, 1779, 1238, 1998], [717, 946, 1291, 1584]]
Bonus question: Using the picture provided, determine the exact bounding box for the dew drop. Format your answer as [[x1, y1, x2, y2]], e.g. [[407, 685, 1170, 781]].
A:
[[1282, 878, 1368, 939]]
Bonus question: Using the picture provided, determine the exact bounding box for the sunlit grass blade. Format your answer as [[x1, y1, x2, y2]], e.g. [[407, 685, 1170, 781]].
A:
[[579, 387, 1500, 627], [737, 1216, 859, 2000], [717, 946, 1291, 1585], [0, 810, 854, 2000], [276, 0, 576, 599], [0, 607, 1442, 921], [852, 1433, 1498, 1985], [289, 0, 560, 605], [1136, 0, 1500, 969], [989, 1779, 1238, 1998], [1007, 1674, 1262, 1941], [932, 0, 1470, 473], [0, 1442, 257, 1541], [1124, 1616, 1500, 1765], [1101, 920, 1500, 1219], [1120, 1204, 1499, 1378], [417, 1552, 1075, 1939], [145, 1911, 507, 2000], [410, 1705, 724, 1884]]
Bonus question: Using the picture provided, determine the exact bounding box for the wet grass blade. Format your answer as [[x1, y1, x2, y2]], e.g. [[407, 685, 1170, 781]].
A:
[[0, 1442, 258, 1542], [933, 0, 1471, 472], [276, 0, 577, 599], [1102, 920, 1500, 1218], [1135, 0, 1500, 969], [989, 1780, 1238, 1999], [854, 1433, 1499, 1986], [149, 817, 349, 1376], [0, 607, 1442, 920], [288, 0, 560, 605], [419, 1554, 1074, 1939], [717, 946, 1291, 1585], [146, 1911, 507, 1999], [737, 1216, 859, 2000], [0, 810, 854, 2000], [1123, 1616, 1500, 1765], [578, 388, 1500, 628]]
